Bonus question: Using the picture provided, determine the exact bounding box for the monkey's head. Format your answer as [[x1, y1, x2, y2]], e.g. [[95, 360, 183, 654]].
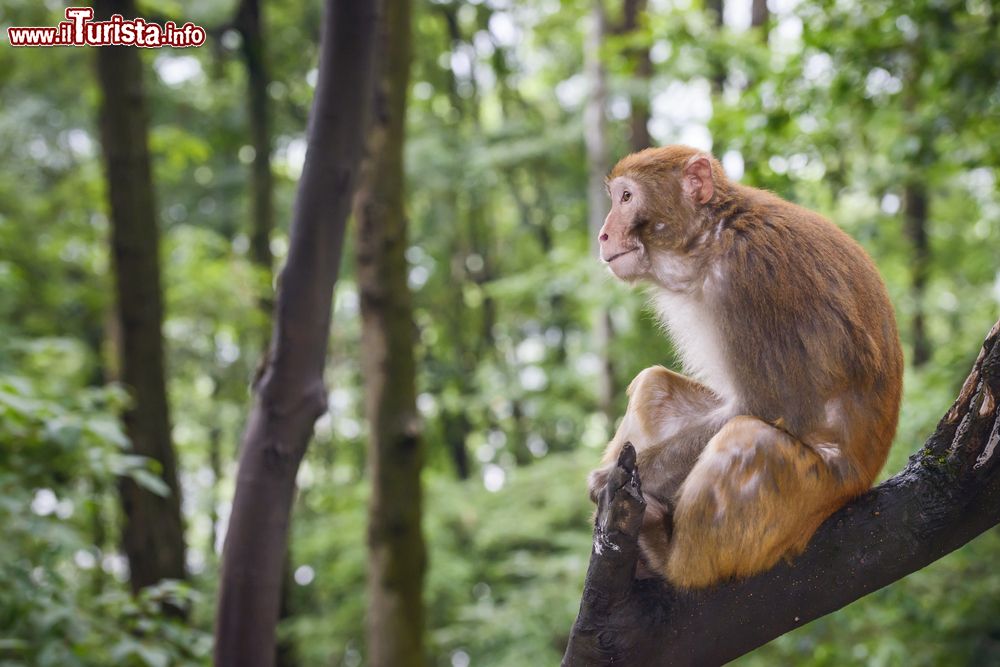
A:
[[598, 145, 722, 283]]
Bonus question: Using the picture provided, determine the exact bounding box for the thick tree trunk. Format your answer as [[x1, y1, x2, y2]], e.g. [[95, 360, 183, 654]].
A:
[[213, 2, 379, 665], [352, 1, 427, 666], [94, 0, 187, 595], [584, 0, 616, 425], [563, 319, 1000, 666]]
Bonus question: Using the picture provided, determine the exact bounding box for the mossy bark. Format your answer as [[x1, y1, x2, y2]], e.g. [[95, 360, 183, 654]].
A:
[[354, 1, 427, 665]]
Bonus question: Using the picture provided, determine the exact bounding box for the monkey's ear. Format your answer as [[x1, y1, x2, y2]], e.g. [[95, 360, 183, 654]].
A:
[[682, 154, 714, 205]]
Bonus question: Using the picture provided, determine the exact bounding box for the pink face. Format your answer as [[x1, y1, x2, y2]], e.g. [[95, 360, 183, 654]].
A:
[[598, 176, 651, 282]]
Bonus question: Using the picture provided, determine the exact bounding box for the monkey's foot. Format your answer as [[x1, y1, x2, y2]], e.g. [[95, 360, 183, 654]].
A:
[[594, 443, 646, 557], [635, 495, 674, 579]]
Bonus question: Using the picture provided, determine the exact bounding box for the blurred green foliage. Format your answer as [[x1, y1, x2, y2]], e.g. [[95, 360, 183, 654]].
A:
[[0, 0, 998, 665], [0, 372, 211, 666]]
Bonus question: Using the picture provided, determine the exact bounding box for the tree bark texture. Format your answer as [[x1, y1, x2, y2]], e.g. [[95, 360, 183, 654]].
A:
[[563, 319, 1000, 666], [94, 0, 187, 594], [214, 2, 379, 665], [352, 1, 427, 666]]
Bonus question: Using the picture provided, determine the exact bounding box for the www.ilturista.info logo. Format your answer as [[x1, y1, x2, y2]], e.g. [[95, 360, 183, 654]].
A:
[[7, 7, 206, 48]]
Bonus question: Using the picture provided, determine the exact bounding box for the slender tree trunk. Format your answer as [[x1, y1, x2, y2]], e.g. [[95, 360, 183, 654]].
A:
[[902, 50, 932, 368], [584, 4, 609, 244], [441, 255, 474, 479], [353, 1, 426, 665], [706, 0, 725, 89], [208, 418, 221, 557], [442, 409, 471, 479], [235, 0, 275, 303], [622, 0, 652, 152], [585, 0, 616, 426], [705, 0, 724, 22], [904, 184, 931, 366], [706, 0, 727, 156], [749, 1, 770, 84], [214, 2, 379, 664], [94, 0, 187, 595], [751, 0, 769, 32], [439, 7, 498, 355], [232, 5, 300, 661], [435, 5, 496, 477]]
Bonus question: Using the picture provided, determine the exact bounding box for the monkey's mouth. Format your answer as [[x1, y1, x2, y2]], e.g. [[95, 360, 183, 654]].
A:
[[604, 248, 639, 263]]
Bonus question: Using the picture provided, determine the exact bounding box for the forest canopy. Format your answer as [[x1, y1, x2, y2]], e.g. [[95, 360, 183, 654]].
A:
[[1, 0, 999, 665]]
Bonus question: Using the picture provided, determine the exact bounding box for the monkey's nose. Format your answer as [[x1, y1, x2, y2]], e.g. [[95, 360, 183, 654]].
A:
[[599, 233, 609, 242]]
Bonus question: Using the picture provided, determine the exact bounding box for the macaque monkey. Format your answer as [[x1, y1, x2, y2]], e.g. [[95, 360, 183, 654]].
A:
[[588, 145, 903, 588]]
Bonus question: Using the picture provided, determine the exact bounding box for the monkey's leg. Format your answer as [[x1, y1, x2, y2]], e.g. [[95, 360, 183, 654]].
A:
[[662, 416, 852, 589], [588, 365, 729, 504]]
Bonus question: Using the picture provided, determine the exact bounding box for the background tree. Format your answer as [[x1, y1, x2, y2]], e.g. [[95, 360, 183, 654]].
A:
[[214, 1, 379, 664], [353, 0, 427, 665], [233, 0, 276, 296], [619, 0, 652, 152], [584, 0, 616, 427], [93, 0, 187, 595]]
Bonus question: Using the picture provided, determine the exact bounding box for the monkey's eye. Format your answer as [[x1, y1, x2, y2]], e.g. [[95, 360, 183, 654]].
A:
[[621, 191, 632, 203]]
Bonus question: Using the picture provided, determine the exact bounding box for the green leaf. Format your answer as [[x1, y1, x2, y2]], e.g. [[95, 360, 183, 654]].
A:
[[128, 469, 171, 498]]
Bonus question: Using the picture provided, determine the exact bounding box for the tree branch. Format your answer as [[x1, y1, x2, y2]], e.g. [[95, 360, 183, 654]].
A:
[[563, 319, 1000, 666], [214, 1, 379, 665]]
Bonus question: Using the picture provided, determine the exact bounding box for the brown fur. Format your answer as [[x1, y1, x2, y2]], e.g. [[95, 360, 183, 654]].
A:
[[590, 145, 903, 588]]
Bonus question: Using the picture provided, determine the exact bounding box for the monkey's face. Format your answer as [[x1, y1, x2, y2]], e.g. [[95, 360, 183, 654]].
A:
[[599, 176, 655, 282]]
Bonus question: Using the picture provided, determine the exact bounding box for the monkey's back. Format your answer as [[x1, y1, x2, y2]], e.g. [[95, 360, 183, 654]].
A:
[[711, 185, 903, 486]]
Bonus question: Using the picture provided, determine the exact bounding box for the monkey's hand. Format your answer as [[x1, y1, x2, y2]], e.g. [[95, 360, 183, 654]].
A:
[[593, 443, 645, 540]]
